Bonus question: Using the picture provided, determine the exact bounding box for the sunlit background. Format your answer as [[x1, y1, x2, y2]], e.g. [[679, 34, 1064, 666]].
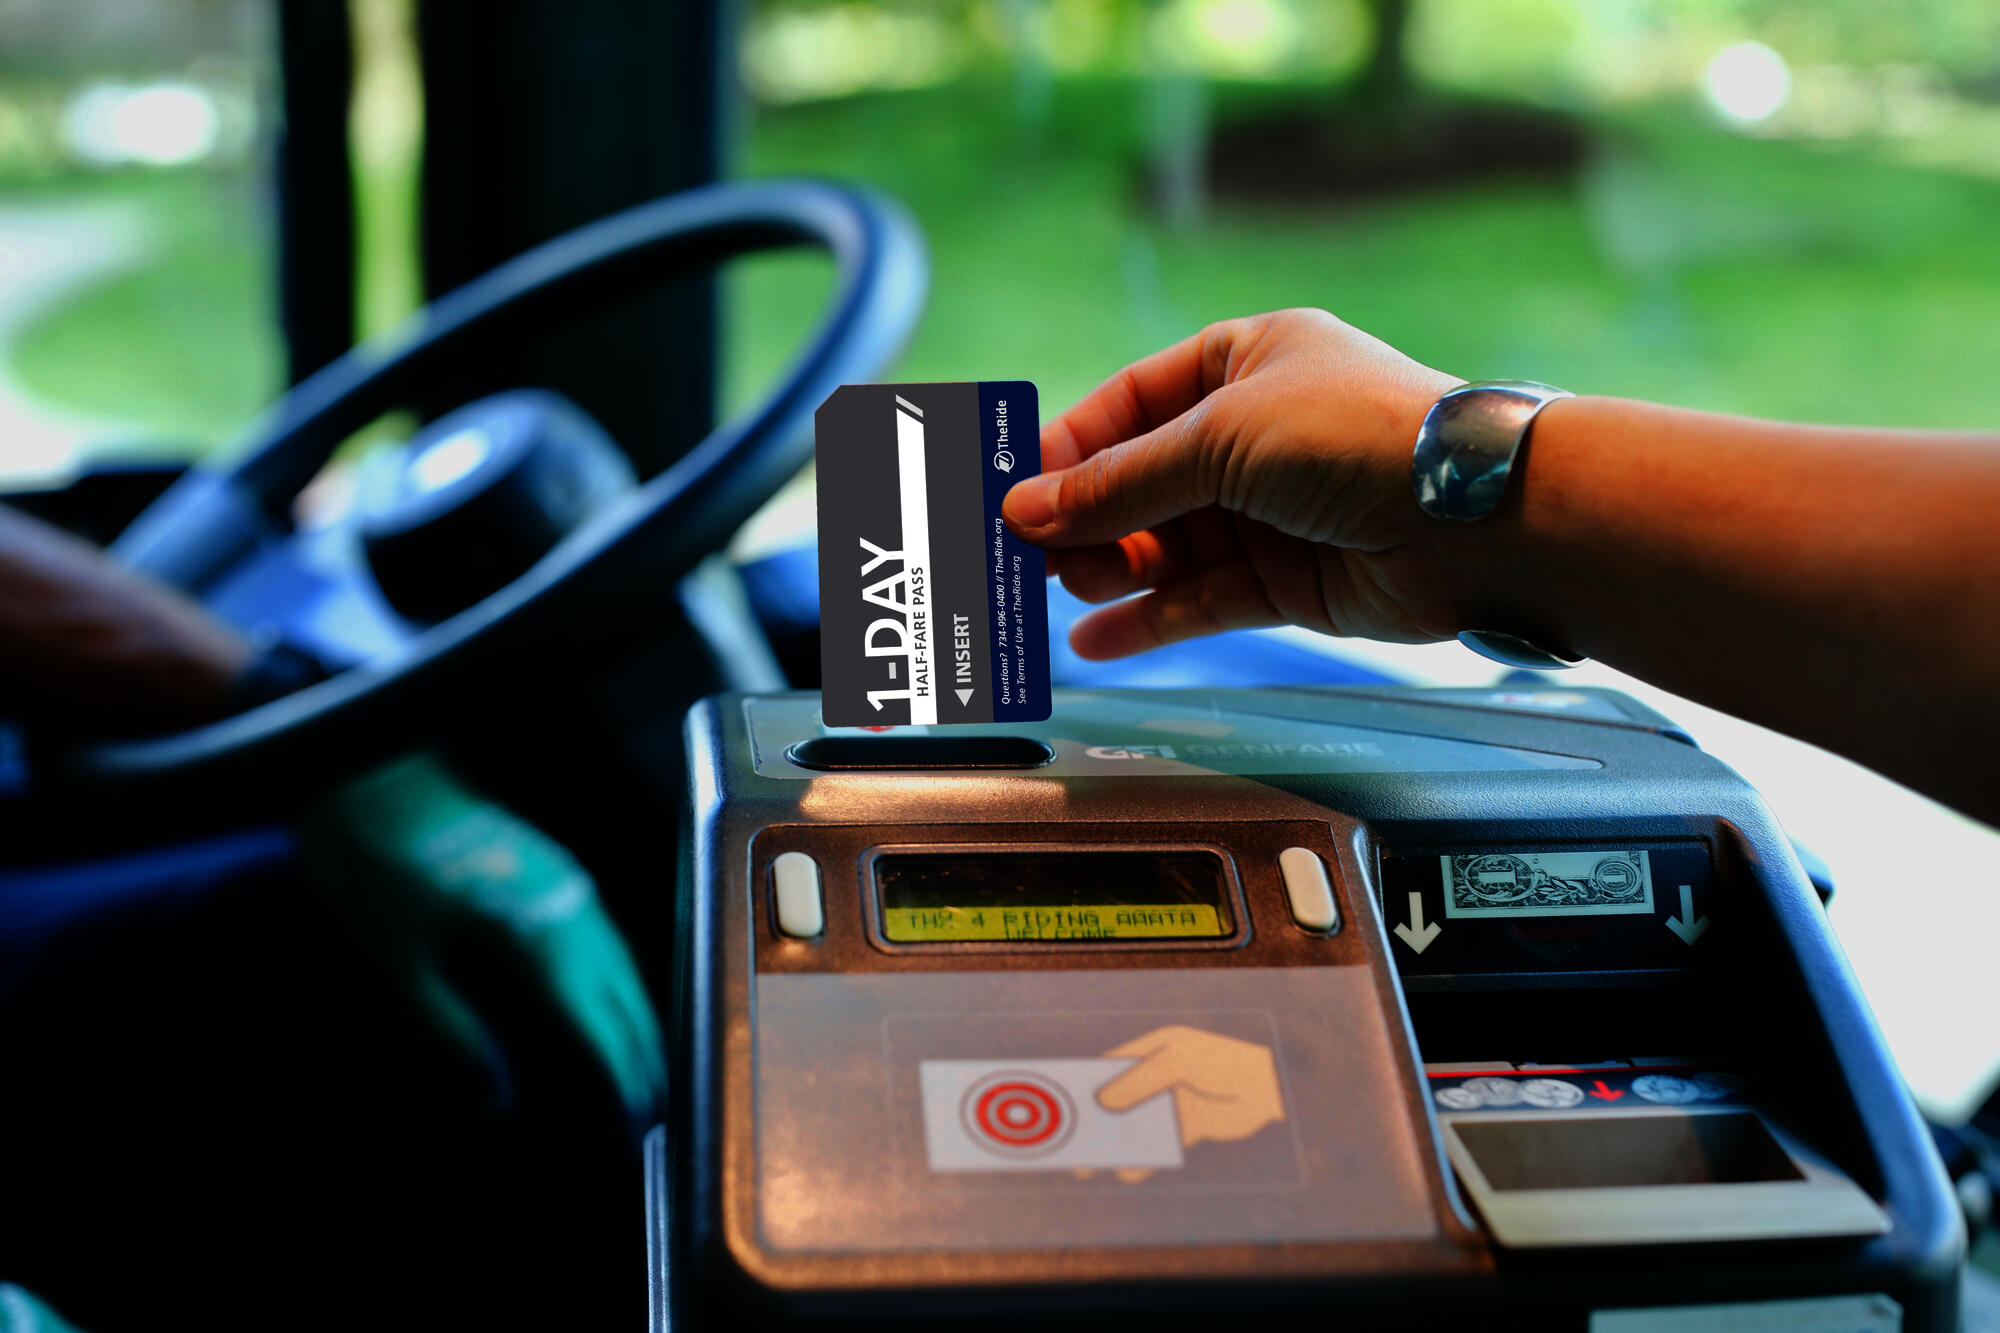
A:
[[3, 0, 2000, 1130]]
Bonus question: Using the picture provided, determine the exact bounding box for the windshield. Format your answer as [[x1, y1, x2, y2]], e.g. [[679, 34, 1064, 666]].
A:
[[723, 0, 2000, 1119], [0, 1, 281, 478], [2, 0, 1998, 1114]]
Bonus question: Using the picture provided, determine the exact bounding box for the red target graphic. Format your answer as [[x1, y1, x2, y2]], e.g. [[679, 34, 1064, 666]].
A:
[[961, 1070, 1075, 1156]]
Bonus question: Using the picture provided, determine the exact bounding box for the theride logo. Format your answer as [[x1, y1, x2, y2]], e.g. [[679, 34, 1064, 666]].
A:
[[992, 396, 1014, 472]]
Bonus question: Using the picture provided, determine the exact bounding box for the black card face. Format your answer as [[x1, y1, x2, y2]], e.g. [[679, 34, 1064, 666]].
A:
[[815, 382, 1049, 727]]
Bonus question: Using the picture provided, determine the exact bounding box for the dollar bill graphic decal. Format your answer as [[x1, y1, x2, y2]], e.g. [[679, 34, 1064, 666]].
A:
[[1440, 850, 1654, 919]]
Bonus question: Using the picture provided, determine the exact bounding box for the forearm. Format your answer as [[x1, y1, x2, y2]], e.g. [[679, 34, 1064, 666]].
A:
[[1442, 397, 2000, 818], [0, 504, 249, 731], [1006, 308, 2000, 820]]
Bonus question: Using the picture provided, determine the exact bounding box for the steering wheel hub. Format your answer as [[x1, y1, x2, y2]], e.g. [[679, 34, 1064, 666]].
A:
[[357, 390, 636, 624]]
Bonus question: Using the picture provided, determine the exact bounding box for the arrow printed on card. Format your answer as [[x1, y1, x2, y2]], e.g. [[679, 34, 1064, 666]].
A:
[[1665, 883, 1710, 946], [1394, 892, 1441, 954], [955, 688, 974, 705], [1589, 1080, 1625, 1101]]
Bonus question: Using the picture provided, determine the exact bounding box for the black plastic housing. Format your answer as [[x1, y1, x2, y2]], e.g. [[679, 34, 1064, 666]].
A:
[[657, 686, 1963, 1332]]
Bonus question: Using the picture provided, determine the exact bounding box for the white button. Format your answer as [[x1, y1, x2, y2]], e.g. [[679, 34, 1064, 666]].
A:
[[1278, 847, 1338, 932], [772, 852, 824, 939]]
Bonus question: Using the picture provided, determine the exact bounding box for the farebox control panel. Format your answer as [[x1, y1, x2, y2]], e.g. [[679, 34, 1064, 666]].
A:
[[655, 687, 1963, 1332]]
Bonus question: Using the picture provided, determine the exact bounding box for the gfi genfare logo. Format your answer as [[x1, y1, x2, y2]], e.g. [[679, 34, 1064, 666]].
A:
[[1085, 744, 1178, 761]]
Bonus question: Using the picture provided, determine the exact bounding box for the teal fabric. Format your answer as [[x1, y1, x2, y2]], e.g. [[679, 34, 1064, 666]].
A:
[[300, 753, 666, 1125], [0, 1286, 83, 1333]]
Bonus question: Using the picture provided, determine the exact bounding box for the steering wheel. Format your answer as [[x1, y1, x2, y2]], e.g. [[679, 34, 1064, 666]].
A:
[[40, 180, 925, 801]]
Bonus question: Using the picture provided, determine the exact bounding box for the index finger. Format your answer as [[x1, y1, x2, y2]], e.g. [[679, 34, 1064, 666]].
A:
[[1041, 322, 1241, 474], [1095, 1052, 1185, 1112]]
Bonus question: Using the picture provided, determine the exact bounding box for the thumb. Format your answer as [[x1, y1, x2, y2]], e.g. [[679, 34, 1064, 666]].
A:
[[1004, 409, 1225, 549]]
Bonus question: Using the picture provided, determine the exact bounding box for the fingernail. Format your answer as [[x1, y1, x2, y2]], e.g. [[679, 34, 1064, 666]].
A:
[[1004, 474, 1059, 529]]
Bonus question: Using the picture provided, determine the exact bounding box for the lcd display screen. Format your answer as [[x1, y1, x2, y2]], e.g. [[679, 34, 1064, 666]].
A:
[[875, 850, 1234, 943]]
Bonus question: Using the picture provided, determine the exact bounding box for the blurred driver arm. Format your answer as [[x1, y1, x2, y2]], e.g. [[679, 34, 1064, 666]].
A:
[[0, 502, 250, 732]]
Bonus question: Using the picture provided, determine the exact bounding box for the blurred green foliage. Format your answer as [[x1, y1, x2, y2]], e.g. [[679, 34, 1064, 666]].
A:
[[738, 0, 2000, 94], [5, 0, 2000, 456], [727, 77, 2000, 432], [4, 170, 277, 444]]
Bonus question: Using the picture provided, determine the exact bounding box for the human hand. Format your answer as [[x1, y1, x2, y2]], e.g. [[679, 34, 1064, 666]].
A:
[[1002, 309, 1465, 659], [0, 503, 249, 730], [1095, 1024, 1285, 1149]]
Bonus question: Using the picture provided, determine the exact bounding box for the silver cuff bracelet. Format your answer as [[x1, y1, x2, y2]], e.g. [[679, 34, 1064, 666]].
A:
[[1411, 380, 1584, 671], [1412, 379, 1573, 522]]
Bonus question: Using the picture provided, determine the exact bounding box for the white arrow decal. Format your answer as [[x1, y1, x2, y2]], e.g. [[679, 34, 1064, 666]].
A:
[[955, 688, 974, 705], [1665, 883, 1710, 946], [1394, 892, 1441, 954]]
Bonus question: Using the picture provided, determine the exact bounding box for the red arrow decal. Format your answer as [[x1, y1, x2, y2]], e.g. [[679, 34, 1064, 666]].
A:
[[1589, 1080, 1625, 1101]]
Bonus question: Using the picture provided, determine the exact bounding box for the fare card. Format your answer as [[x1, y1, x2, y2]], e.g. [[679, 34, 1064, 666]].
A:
[[815, 381, 1049, 728]]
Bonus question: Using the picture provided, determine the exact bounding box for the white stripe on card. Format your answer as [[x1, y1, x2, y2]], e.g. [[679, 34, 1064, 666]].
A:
[[894, 400, 937, 724]]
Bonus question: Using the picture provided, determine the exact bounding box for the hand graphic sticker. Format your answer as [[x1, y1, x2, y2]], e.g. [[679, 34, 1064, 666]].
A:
[[1096, 1025, 1285, 1149]]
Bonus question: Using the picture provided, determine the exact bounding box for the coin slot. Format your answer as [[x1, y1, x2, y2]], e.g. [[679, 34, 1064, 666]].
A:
[[1451, 1111, 1803, 1191]]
